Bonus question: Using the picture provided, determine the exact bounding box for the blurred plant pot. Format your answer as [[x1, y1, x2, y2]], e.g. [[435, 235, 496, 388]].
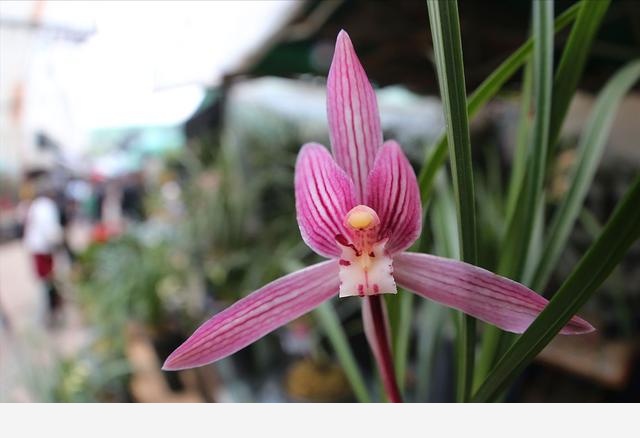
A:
[[284, 358, 355, 402]]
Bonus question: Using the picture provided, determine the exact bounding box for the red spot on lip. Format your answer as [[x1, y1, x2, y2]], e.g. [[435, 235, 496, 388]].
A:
[[339, 259, 351, 266], [372, 284, 379, 294], [358, 284, 364, 297], [335, 234, 360, 256], [335, 234, 350, 246]]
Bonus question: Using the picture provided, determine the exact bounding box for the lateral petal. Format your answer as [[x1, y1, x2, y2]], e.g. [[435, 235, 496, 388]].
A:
[[366, 141, 422, 255], [393, 252, 594, 335], [295, 143, 357, 258], [163, 261, 340, 370]]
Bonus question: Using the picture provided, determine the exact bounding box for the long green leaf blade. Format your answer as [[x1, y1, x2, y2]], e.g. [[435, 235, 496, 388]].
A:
[[432, 172, 461, 260], [473, 174, 640, 402], [393, 291, 414, 392], [505, 60, 534, 228], [314, 302, 371, 402], [427, 0, 477, 402], [499, 0, 554, 280], [418, 2, 580, 204], [547, 0, 611, 153], [477, 0, 555, 386], [415, 301, 446, 401], [531, 60, 640, 292], [477, 1, 614, 382], [414, 171, 458, 401]]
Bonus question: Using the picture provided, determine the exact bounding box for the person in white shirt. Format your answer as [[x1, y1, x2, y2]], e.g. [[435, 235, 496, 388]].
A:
[[23, 186, 64, 325]]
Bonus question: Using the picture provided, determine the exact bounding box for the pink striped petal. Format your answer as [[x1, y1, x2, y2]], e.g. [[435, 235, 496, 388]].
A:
[[393, 252, 594, 335], [163, 261, 340, 370], [327, 30, 383, 202], [366, 141, 422, 255], [295, 143, 357, 258]]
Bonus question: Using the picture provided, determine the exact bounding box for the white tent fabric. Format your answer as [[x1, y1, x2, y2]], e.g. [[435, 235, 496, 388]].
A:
[[0, 1, 299, 175]]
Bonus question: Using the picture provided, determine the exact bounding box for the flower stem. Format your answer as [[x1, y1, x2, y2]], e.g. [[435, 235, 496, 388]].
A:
[[367, 295, 402, 403]]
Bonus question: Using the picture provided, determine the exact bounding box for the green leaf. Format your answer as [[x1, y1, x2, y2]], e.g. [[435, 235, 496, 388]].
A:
[[427, 0, 477, 402], [478, 1, 612, 381], [547, 0, 611, 155], [393, 291, 414, 392], [498, 0, 554, 280], [418, 176, 458, 400], [415, 301, 447, 401], [418, 139, 449, 208], [531, 60, 640, 292], [473, 174, 640, 402], [476, 1, 553, 386], [505, 59, 534, 228], [477, 56, 529, 380], [418, 2, 580, 205], [578, 208, 602, 238], [478, 0, 556, 387], [384, 292, 400, 350], [522, 197, 545, 286], [431, 172, 461, 260], [314, 302, 371, 403]]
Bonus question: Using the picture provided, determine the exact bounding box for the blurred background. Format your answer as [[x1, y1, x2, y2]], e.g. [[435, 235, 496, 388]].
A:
[[0, 0, 638, 402]]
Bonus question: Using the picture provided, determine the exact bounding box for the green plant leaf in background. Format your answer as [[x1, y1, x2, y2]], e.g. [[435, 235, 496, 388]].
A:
[[314, 302, 371, 403], [418, 2, 581, 206], [427, 0, 478, 402], [547, 0, 611, 159], [414, 171, 460, 401], [476, 0, 610, 383], [498, 0, 554, 281], [505, 60, 534, 228], [476, 1, 556, 379], [415, 301, 447, 402], [531, 60, 640, 292], [477, 0, 556, 391], [432, 172, 461, 261], [392, 291, 414, 393], [473, 174, 640, 402]]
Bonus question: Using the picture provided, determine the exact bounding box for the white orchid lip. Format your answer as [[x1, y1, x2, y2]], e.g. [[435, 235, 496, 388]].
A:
[[337, 205, 397, 298]]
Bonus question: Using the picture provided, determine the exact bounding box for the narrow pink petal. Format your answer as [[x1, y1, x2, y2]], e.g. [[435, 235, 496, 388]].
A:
[[163, 261, 339, 370], [327, 30, 383, 202], [393, 252, 594, 335], [295, 143, 357, 258], [366, 141, 422, 255]]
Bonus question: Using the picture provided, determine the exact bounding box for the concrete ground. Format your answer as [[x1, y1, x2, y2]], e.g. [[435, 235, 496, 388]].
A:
[[0, 239, 88, 402], [0, 225, 205, 402]]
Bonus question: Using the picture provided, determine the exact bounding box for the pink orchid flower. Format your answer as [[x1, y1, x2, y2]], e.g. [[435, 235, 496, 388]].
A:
[[163, 30, 593, 402]]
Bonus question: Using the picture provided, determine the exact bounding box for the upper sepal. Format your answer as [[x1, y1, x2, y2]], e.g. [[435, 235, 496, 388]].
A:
[[327, 30, 383, 202]]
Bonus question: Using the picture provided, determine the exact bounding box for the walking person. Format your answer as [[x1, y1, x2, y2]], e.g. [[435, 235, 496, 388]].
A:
[[23, 179, 64, 326]]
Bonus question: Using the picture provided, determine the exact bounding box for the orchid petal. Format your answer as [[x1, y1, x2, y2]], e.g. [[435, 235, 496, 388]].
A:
[[393, 252, 594, 335], [163, 261, 339, 370], [366, 141, 422, 254], [295, 143, 357, 258], [327, 30, 383, 201]]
